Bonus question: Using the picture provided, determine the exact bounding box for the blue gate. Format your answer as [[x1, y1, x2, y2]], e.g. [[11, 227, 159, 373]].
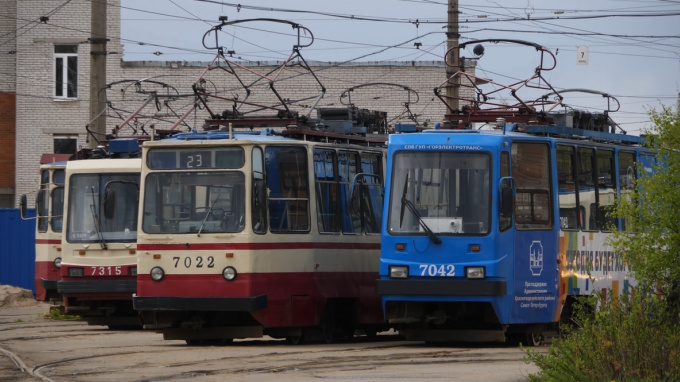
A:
[[0, 208, 36, 294]]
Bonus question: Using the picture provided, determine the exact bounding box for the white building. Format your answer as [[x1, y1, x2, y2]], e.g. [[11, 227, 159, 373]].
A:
[[2, 0, 474, 208]]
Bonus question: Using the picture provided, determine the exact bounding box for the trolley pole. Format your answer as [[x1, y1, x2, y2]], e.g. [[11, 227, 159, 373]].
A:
[[446, 0, 459, 113], [88, 0, 107, 148]]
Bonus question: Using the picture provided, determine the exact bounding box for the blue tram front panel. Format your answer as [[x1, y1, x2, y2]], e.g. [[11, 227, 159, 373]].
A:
[[377, 131, 560, 331]]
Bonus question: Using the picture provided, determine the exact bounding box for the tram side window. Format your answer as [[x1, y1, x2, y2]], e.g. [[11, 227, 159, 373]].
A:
[[618, 151, 636, 231], [557, 145, 578, 230], [499, 151, 512, 232], [359, 152, 383, 234], [51, 170, 65, 232], [578, 148, 598, 231], [512, 142, 552, 230], [596, 149, 617, 231], [51, 186, 64, 232], [266, 146, 310, 233], [314, 149, 340, 233], [252, 147, 267, 234], [339, 151, 361, 234], [37, 170, 50, 232]]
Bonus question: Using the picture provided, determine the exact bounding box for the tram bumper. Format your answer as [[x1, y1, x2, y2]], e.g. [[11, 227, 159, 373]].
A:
[[41, 278, 59, 291], [376, 279, 507, 296], [132, 295, 267, 312], [57, 280, 136, 294]]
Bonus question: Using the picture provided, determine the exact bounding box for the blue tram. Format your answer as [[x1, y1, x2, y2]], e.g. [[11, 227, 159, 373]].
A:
[[376, 124, 651, 344]]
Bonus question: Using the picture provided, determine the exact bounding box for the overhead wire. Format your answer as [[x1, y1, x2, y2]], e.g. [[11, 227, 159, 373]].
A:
[[2, 0, 675, 130]]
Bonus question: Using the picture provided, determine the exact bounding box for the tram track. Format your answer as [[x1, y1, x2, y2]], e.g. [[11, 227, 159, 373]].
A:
[[36, 341, 523, 381], [1, 306, 540, 381]]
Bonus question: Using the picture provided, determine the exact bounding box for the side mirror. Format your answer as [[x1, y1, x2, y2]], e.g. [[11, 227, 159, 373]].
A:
[[103, 187, 116, 220], [20, 194, 28, 219], [348, 179, 362, 215], [500, 177, 514, 217], [501, 187, 514, 216], [348, 173, 382, 216], [253, 179, 266, 209]]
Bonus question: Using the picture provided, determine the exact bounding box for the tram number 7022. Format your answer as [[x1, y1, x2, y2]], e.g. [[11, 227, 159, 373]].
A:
[[172, 256, 215, 269]]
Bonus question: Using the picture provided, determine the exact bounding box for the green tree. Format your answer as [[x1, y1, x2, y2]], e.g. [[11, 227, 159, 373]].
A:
[[609, 105, 680, 302], [525, 106, 680, 381]]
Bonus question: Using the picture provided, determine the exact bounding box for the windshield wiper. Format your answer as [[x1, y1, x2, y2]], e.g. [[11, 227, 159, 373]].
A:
[[90, 186, 108, 250], [197, 192, 222, 237], [399, 174, 441, 245], [399, 174, 409, 228]]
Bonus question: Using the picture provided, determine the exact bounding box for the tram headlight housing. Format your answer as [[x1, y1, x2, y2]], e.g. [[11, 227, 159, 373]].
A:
[[389, 265, 409, 279], [222, 266, 237, 281], [465, 266, 485, 279], [53, 257, 62, 269], [150, 266, 165, 282]]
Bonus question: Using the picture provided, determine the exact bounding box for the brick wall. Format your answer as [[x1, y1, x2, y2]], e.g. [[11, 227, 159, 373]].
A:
[[0, 0, 16, 94], [14, 0, 94, 206], [13, 0, 473, 207], [0, 0, 16, 207], [0, 92, 16, 207]]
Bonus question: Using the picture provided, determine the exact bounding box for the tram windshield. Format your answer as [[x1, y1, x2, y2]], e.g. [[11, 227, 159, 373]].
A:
[[142, 172, 246, 234], [388, 151, 490, 235], [66, 173, 139, 244]]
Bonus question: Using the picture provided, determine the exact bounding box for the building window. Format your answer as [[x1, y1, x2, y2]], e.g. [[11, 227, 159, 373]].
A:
[[54, 136, 77, 155], [54, 45, 78, 99]]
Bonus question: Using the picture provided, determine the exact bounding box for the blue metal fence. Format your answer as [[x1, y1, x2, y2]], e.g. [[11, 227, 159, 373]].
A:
[[0, 208, 36, 294]]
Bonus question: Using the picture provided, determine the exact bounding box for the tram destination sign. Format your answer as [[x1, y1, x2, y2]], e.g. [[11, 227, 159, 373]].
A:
[[147, 147, 245, 170]]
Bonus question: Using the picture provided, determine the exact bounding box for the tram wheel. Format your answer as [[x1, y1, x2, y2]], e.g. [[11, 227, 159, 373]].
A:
[[286, 331, 305, 345], [320, 303, 336, 344], [526, 332, 543, 347]]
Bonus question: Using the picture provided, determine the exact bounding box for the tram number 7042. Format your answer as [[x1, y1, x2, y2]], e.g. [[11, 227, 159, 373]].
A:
[[172, 256, 215, 269], [419, 264, 455, 277]]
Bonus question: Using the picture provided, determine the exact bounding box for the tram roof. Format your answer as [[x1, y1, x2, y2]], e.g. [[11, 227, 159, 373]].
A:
[[39, 161, 68, 169], [144, 129, 386, 149], [152, 129, 294, 144], [64, 157, 142, 173], [388, 123, 646, 147]]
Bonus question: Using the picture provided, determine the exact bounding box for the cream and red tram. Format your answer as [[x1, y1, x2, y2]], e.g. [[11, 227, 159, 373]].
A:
[[58, 154, 142, 327], [21, 159, 66, 302], [133, 130, 387, 343]]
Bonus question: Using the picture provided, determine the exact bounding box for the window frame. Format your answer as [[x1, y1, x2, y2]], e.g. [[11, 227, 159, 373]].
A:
[[53, 135, 78, 155], [54, 44, 78, 100]]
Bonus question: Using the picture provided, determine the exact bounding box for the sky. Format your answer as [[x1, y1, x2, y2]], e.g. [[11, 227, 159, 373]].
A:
[[120, 0, 680, 134]]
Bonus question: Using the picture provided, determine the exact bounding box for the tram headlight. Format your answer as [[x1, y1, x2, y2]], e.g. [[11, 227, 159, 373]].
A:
[[465, 266, 485, 279], [389, 266, 409, 279], [222, 266, 237, 281], [150, 266, 165, 282], [53, 257, 62, 269]]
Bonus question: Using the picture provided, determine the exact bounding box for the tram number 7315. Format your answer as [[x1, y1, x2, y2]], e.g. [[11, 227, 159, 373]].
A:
[[172, 256, 215, 269], [419, 264, 455, 277], [88, 266, 123, 276]]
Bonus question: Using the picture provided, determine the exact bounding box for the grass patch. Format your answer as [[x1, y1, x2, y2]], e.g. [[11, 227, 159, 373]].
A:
[[44, 308, 81, 321]]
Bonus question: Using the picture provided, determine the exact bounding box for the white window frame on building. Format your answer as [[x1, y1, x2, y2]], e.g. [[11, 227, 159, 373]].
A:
[[53, 135, 78, 155], [54, 44, 78, 99]]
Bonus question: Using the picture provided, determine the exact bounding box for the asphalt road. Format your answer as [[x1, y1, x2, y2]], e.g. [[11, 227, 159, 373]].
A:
[[0, 303, 541, 382]]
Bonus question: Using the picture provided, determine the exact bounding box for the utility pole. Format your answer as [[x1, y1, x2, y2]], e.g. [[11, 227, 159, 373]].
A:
[[446, 0, 459, 113], [88, 0, 107, 149]]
